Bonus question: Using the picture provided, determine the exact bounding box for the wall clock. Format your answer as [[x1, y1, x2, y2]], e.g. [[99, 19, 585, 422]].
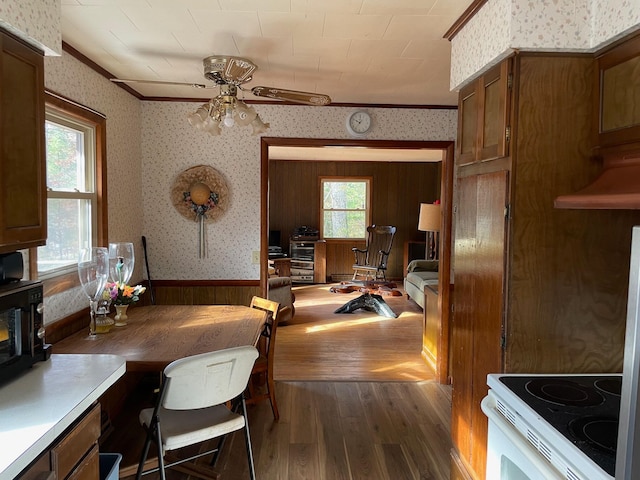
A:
[[346, 110, 372, 136]]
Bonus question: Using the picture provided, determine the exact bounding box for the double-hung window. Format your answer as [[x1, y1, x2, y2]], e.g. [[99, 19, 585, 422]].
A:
[[32, 93, 106, 283], [320, 177, 371, 240]]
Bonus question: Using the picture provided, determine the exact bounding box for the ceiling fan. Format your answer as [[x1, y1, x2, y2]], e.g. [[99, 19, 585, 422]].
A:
[[111, 55, 332, 135]]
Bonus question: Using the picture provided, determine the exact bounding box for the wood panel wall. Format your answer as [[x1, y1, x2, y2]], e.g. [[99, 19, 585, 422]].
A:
[[143, 281, 260, 307], [269, 160, 441, 280], [507, 54, 640, 374]]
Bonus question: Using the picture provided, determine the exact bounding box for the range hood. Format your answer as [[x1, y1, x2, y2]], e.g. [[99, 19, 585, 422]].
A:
[[554, 148, 640, 209]]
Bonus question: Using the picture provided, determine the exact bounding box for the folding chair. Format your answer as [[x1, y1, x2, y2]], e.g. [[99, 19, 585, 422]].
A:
[[135, 345, 259, 480]]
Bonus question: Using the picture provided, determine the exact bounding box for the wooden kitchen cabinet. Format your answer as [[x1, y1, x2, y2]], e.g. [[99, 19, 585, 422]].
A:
[[19, 403, 101, 480], [450, 53, 640, 480], [51, 403, 101, 480], [456, 60, 512, 166], [0, 30, 46, 254], [422, 284, 441, 372], [595, 32, 640, 148]]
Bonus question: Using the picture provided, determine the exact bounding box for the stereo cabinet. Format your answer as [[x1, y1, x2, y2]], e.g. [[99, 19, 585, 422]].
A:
[[0, 29, 46, 254], [289, 240, 326, 284]]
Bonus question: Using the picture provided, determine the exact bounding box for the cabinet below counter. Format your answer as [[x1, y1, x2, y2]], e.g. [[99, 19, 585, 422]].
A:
[[0, 354, 126, 479]]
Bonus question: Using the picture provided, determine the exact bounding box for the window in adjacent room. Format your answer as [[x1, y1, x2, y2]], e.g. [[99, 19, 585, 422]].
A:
[[30, 92, 106, 285], [320, 177, 371, 239]]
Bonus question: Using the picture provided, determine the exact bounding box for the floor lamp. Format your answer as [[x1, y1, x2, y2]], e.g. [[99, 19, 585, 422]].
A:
[[418, 203, 441, 261]]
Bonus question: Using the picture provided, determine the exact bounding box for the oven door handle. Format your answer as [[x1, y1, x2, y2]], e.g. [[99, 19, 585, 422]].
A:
[[482, 396, 566, 480]]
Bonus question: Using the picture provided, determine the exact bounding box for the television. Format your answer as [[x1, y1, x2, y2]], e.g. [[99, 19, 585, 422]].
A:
[[268, 230, 281, 247]]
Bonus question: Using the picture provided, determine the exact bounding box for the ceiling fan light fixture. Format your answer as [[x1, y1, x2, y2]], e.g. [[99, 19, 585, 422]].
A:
[[187, 85, 270, 135], [202, 117, 221, 136], [234, 101, 258, 127], [222, 105, 235, 127], [187, 104, 210, 128], [250, 115, 270, 135], [114, 55, 328, 136]]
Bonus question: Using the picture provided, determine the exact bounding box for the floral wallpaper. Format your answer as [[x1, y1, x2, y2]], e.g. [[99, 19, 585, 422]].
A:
[[0, 0, 60, 55], [591, 0, 640, 47], [510, 0, 591, 51], [140, 102, 457, 281], [450, 0, 640, 90], [43, 51, 142, 324], [449, 0, 512, 90]]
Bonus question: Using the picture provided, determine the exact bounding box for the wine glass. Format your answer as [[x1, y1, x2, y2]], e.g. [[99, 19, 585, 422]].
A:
[[108, 242, 135, 285], [78, 247, 109, 337]]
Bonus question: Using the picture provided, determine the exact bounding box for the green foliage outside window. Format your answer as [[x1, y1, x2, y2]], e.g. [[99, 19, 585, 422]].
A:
[[322, 180, 369, 239], [38, 118, 94, 274]]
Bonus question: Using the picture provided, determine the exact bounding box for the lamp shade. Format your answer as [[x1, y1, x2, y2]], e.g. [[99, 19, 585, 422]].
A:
[[418, 203, 441, 232]]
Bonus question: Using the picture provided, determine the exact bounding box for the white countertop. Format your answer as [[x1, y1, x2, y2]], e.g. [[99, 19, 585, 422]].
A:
[[0, 354, 126, 480]]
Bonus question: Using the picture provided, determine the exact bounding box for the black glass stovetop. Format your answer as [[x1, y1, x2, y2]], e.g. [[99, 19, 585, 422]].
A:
[[499, 375, 621, 477]]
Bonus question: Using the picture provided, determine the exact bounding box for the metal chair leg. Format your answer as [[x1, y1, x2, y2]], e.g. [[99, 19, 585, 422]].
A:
[[209, 435, 226, 467], [135, 429, 153, 480], [155, 422, 166, 480], [240, 395, 256, 480]]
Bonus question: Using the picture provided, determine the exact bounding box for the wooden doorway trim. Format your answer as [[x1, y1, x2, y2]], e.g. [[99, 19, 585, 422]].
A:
[[260, 137, 454, 383]]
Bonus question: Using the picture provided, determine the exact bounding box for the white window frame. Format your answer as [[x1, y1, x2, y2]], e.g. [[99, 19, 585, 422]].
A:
[[320, 177, 372, 240], [30, 92, 106, 289]]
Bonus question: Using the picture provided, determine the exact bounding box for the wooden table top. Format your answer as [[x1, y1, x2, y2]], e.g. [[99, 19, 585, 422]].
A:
[[53, 305, 267, 372]]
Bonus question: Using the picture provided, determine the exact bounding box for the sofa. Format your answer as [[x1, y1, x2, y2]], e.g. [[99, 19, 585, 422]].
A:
[[267, 276, 295, 321], [403, 260, 439, 309]]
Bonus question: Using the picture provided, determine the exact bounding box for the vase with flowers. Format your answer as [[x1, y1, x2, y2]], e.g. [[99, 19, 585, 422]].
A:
[[105, 282, 146, 326]]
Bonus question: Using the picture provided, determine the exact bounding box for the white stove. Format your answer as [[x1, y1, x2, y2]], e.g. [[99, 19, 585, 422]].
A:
[[482, 373, 620, 480]]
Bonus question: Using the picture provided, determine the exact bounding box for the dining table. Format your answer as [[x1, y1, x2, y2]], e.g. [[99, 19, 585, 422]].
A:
[[52, 304, 268, 478], [53, 304, 268, 371]]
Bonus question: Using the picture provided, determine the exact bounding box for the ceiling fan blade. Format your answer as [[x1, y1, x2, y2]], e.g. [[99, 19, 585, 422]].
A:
[[110, 78, 216, 89], [251, 86, 331, 106]]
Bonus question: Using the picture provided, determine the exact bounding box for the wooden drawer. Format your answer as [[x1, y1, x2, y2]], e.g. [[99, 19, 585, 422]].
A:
[[51, 403, 100, 480], [18, 453, 54, 480], [67, 444, 99, 480]]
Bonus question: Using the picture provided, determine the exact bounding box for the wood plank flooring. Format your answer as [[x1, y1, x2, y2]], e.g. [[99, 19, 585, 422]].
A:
[[275, 284, 435, 382], [107, 284, 452, 480]]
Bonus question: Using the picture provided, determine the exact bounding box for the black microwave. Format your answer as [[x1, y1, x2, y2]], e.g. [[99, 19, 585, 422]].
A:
[[0, 281, 51, 384]]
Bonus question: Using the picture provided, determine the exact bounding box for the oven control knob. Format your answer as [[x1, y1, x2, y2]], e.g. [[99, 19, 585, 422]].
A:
[[37, 303, 44, 315], [37, 327, 45, 339]]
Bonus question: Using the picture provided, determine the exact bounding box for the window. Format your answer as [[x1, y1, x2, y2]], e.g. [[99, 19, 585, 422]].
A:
[[320, 177, 371, 239], [31, 92, 106, 283]]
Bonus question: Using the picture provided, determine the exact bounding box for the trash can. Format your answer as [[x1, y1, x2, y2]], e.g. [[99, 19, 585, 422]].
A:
[[99, 453, 122, 480]]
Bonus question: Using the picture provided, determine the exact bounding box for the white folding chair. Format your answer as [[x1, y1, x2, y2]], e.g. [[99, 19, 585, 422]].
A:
[[135, 345, 259, 480]]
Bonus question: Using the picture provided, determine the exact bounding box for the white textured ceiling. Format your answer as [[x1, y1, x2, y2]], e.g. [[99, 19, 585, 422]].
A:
[[60, 0, 472, 106]]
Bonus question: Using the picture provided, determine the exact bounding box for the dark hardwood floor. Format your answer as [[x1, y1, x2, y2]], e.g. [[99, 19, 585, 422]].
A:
[[104, 284, 452, 480]]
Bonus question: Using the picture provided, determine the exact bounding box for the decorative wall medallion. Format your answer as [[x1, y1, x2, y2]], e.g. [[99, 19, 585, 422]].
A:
[[171, 165, 230, 257], [171, 165, 229, 222]]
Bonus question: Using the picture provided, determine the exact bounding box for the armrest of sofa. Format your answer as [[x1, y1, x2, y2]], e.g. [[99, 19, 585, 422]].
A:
[[407, 259, 439, 273], [268, 276, 295, 319]]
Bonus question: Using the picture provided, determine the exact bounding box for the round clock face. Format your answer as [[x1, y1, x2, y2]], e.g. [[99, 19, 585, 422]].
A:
[[347, 111, 371, 135]]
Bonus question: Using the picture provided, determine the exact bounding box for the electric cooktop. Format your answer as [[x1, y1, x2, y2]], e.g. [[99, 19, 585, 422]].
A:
[[499, 375, 621, 477]]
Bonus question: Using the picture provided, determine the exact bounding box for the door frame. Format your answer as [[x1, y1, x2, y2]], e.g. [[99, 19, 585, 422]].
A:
[[260, 137, 454, 383]]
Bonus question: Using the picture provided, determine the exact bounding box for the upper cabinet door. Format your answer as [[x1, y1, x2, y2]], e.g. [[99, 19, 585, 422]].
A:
[[456, 60, 512, 166], [0, 31, 46, 253], [596, 33, 640, 148], [457, 81, 479, 166], [478, 61, 511, 161]]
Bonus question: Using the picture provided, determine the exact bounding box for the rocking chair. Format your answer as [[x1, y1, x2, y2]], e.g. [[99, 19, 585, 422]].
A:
[[352, 225, 397, 281]]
